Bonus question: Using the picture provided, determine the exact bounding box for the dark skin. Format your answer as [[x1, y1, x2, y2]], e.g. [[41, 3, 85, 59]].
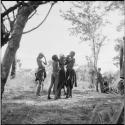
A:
[[56, 55, 67, 98], [65, 52, 77, 87], [37, 53, 47, 69], [48, 55, 59, 99], [35, 53, 47, 83]]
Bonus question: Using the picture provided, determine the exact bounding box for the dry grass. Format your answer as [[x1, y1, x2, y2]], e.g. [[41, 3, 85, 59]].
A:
[[2, 70, 124, 124]]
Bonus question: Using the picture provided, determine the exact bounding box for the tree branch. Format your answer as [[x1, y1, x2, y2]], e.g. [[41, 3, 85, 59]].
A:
[[1, 2, 11, 23], [1, 2, 25, 18], [23, 3, 54, 34], [28, 9, 37, 20]]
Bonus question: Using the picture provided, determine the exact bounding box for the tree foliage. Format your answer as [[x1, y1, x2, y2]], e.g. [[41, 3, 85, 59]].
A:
[[1, 1, 57, 47], [61, 1, 108, 72]]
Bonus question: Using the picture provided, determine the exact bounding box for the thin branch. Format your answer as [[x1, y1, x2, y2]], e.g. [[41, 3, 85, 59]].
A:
[[1, 2, 25, 18], [23, 3, 54, 34], [28, 9, 37, 20], [12, 10, 16, 20], [1, 2, 11, 22]]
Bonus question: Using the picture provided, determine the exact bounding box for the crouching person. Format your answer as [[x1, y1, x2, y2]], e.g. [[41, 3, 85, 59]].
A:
[[101, 76, 109, 93]]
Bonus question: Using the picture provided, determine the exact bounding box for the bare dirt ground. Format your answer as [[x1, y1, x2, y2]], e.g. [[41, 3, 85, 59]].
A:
[[1, 70, 124, 124]]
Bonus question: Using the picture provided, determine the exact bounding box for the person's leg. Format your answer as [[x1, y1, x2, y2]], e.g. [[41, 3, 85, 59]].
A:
[[72, 69, 77, 87], [63, 70, 67, 95], [57, 83, 62, 98], [96, 80, 99, 92], [35, 69, 38, 81], [48, 74, 54, 99], [69, 77, 73, 98], [70, 88, 72, 98], [66, 84, 69, 98], [65, 69, 69, 98], [99, 79, 103, 93], [69, 82, 71, 97], [57, 70, 62, 98], [44, 69, 47, 79], [36, 81, 41, 96], [54, 73, 59, 100], [58, 69, 66, 97]]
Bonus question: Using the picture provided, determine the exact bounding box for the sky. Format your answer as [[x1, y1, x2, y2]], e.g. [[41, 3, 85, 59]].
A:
[[1, 1, 124, 73]]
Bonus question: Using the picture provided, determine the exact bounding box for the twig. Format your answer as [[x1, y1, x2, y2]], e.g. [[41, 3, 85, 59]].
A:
[[1, 2, 11, 22], [1, 2, 25, 18], [28, 9, 37, 20], [23, 3, 54, 34], [12, 10, 16, 20]]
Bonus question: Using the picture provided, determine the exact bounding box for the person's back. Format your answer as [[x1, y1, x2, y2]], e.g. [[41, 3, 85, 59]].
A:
[[97, 70, 102, 81], [37, 54, 45, 70], [52, 59, 59, 73], [66, 55, 75, 70], [59, 55, 65, 70], [35, 53, 47, 81]]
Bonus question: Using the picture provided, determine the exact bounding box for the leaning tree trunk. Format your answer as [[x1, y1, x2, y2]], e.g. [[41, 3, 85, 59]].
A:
[[10, 55, 16, 79], [1, 3, 38, 97]]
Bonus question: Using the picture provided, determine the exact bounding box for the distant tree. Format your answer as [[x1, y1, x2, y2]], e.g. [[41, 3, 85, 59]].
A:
[[113, 38, 122, 68], [61, 1, 108, 76], [106, 1, 124, 68], [85, 56, 95, 87], [104, 1, 124, 32]]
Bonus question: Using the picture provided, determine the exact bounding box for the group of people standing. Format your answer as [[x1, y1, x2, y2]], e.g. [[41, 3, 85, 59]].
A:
[[35, 51, 77, 100], [35, 36, 124, 99]]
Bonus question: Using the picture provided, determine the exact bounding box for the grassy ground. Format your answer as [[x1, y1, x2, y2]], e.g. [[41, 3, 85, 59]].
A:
[[1, 70, 124, 124]]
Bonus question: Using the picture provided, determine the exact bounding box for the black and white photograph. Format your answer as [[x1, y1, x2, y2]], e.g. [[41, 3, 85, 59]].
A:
[[1, 1, 124, 124]]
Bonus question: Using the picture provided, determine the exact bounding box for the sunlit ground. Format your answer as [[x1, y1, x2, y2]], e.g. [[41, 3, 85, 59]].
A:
[[2, 69, 124, 124]]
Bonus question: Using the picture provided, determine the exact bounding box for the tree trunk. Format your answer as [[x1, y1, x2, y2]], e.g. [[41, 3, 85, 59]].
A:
[[92, 38, 97, 82], [92, 39, 97, 71], [1, 3, 38, 97], [10, 55, 16, 79]]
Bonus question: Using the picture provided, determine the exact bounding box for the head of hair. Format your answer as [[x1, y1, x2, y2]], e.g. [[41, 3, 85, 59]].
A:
[[98, 68, 101, 71], [59, 54, 65, 60], [52, 55, 58, 61], [38, 53, 44, 58], [70, 51, 75, 57]]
